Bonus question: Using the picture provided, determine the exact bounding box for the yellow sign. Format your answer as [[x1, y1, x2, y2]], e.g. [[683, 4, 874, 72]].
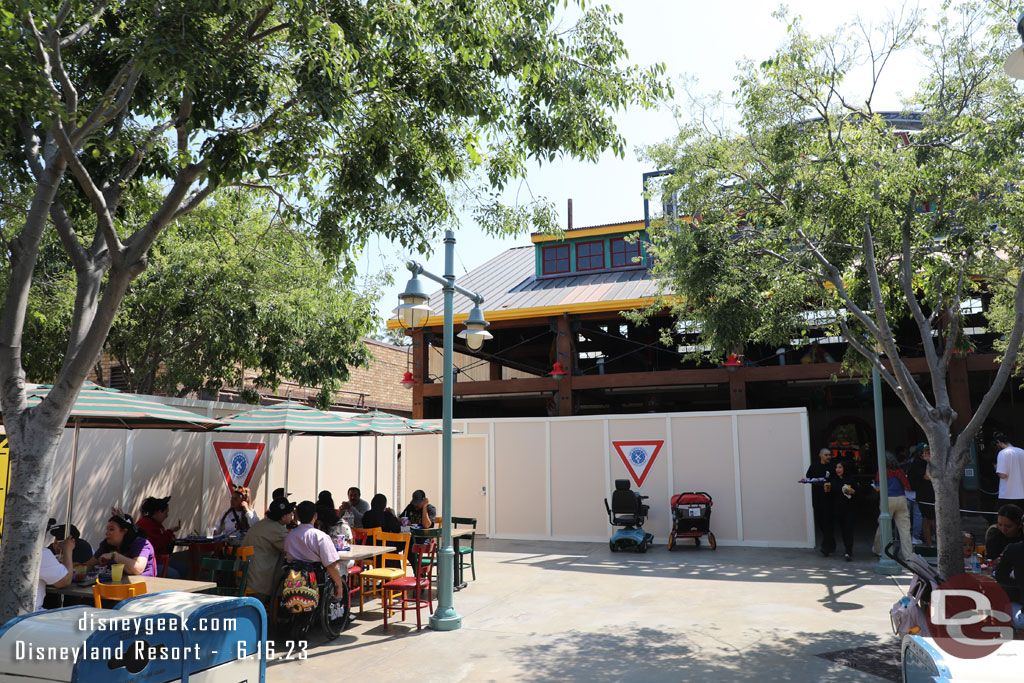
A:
[[0, 434, 8, 544]]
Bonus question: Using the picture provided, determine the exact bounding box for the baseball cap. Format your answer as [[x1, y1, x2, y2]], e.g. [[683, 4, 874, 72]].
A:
[[411, 489, 426, 505], [272, 488, 291, 500], [268, 498, 296, 520]]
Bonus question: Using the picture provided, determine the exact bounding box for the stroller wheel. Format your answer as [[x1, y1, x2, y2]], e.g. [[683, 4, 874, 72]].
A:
[[708, 532, 717, 550]]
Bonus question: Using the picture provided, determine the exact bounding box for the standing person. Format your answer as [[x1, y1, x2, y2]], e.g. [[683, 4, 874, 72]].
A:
[[910, 445, 937, 547], [36, 538, 74, 611], [400, 489, 436, 528], [872, 451, 913, 561], [216, 486, 259, 536], [902, 445, 925, 544], [805, 447, 836, 557], [833, 461, 859, 562], [994, 433, 1024, 509], [340, 487, 370, 528], [284, 501, 344, 600], [243, 497, 295, 603], [136, 496, 185, 578]]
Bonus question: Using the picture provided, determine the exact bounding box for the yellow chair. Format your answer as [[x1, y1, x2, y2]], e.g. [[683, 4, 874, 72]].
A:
[[360, 532, 410, 606], [93, 581, 147, 608], [233, 546, 257, 596]]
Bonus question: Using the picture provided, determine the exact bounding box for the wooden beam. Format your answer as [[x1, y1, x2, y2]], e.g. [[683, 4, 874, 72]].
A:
[[421, 377, 558, 397], [573, 368, 729, 389], [729, 369, 747, 410], [556, 314, 574, 416]]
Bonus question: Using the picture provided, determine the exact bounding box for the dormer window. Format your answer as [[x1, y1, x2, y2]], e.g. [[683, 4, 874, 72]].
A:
[[542, 245, 570, 274], [576, 241, 605, 271], [610, 237, 641, 268]]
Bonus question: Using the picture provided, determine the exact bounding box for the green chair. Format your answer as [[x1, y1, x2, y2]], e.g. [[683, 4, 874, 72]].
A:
[[199, 556, 250, 596], [452, 516, 477, 581]]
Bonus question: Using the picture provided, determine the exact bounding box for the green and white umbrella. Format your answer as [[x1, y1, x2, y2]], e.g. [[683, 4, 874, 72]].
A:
[[216, 402, 369, 494], [349, 410, 445, 494], [5, 382, 223, 529]]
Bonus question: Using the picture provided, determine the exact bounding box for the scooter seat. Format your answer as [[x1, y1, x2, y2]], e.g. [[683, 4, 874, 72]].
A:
[[613, 515, 641, 526]]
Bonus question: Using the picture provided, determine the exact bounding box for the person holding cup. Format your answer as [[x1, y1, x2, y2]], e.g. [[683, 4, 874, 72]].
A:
[[86, 513, 157, 578], [36, 538, 74, 611], [806, 447, 836, 557]]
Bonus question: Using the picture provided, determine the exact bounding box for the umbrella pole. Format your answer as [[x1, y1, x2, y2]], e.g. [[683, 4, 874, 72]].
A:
[[374, 437, 378, 495], [284, 433, 291, 497], [64, 421, 80, 528]]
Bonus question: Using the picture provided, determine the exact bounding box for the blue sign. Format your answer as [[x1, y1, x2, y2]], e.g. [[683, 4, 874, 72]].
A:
[[230, 452, 249, 478], [629, 447, 647, 465]]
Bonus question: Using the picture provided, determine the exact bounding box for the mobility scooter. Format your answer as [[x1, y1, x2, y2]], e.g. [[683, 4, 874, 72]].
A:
[[604, 479, 655, 553]]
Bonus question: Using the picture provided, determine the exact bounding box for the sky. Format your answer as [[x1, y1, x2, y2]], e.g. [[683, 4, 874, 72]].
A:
[[363, 0, 955, 327]]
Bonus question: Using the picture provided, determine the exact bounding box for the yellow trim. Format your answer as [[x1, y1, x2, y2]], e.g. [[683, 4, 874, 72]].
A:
[[386, 296, 668, 329], [531, 221, 646, 243]]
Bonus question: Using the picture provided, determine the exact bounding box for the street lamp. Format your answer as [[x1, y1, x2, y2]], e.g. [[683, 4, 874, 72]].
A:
[[872, 358, 900, 575], [393, 229, 489, 631], [1005, 10, 1024, 78]]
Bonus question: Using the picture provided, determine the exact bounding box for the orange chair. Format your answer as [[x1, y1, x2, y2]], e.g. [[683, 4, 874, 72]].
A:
[[93, 581, 147, 608], [360, 531, 410, 605], [383, 540, 436, 630], [232, 546, 257, 596]]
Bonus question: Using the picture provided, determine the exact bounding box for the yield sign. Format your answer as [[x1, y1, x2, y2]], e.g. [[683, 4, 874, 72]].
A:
[[213, 441, 265, 494], [612, 440, 664, 488]]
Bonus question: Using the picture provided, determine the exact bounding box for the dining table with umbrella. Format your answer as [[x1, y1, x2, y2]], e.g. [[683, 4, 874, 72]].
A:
[[1, 382, 224, 530]]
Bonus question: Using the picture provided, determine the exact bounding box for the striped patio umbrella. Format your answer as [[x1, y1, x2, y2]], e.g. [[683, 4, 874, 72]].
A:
[[349, 410, 446, 493], [5, 382, 223, 529], [215, 402, 369, 494]]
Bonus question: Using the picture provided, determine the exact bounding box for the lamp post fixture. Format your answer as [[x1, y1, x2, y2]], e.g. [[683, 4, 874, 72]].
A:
[[393, 229, 490, 631], [1005, 10, 1024, 78], [873, 360, 900, 575]]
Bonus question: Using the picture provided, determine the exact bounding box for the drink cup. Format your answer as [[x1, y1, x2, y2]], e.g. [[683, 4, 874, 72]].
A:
[[73, 565, 87, 581], [110, 564, 124, 583], [206, 527, 216, 539], [823, 482, 832, 493]]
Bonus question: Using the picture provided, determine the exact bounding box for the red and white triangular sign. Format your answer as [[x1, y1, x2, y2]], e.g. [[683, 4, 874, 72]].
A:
[[213, 442, 266, 493], [612, 440, 664, 488]]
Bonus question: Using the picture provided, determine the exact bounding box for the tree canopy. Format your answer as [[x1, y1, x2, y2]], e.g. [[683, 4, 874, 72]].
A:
[[0, 0, 669, 620], [643, 4, 1024, 578]]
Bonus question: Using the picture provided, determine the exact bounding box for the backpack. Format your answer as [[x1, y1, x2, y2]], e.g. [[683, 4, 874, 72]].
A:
[[281, 568, 318, 613]]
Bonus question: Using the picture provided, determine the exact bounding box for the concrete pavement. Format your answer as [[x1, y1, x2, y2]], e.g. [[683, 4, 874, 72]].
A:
[[268, 539, 908, 682]]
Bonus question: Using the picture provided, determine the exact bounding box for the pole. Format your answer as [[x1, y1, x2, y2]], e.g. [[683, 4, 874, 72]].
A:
[[64, 422, 80, 528], [873, 365, 900, 575], [430, 229, 462, 631]]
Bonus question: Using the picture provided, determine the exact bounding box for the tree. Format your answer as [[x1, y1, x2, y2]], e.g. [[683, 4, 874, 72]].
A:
[[0, 0, 669, 620], [104, 188, 377, 405], [643, 5, 1024, 578]]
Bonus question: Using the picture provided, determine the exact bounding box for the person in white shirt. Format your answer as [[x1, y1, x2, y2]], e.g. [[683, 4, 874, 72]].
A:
[[37, 538, 74, 611], [995, 433, 1024, 508], [216, 486, 259, 536]]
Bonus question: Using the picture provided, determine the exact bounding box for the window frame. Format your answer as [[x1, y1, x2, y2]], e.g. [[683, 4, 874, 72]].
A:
[[610, 237, 642, 268], [575, 240, 605, 272], [542, 244, 570, 275]]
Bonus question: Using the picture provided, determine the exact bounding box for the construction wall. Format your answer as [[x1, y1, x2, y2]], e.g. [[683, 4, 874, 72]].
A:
[[403, 408, 813, 547]]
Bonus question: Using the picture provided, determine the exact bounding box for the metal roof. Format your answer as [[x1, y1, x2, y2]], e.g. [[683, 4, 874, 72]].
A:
[[403, 245, 661, 325]]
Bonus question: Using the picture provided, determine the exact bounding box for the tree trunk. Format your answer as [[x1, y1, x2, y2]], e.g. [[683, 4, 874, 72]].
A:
[[931, 435, 964, 580], [0, 409, 68, 622]]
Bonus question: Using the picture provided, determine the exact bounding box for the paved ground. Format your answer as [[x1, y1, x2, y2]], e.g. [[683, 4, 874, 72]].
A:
[[267, 538, 910, 682]]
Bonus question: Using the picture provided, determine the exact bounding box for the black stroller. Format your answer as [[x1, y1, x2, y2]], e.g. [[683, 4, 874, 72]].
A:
[[604, 479, 655, 553]]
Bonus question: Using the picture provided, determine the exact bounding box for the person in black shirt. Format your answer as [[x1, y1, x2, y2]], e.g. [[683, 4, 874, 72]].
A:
[[833, 460, 859, 562], [400, 489, 436, 529], [359, 494, 401, 533], [984, 504, 1024, 562], [806, 448, 836, 557]]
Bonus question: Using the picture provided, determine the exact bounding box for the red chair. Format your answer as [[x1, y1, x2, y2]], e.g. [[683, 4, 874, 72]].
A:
[[188, 542, 224, 579], [155, 554, 170, 578], [346, 530, 365, 612], [382, 540, 436, 631]]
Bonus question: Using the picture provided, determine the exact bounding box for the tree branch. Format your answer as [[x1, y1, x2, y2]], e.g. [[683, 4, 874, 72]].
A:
[[51, 122, 122, 255], [59, 0, 111, 49]]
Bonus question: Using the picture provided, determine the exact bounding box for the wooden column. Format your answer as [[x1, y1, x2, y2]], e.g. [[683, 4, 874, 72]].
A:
[[949, 356, 971, 432], [728, 368, 747, 410], [556, 314, 575, 416], [489, 362, 502, 381], [411, 329, 429, 419]]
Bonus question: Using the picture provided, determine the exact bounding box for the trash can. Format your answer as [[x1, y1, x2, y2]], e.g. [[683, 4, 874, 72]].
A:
[[0, 605, 186, 681], [902, 634, 1024, 682], [115, 592, 266, 683]]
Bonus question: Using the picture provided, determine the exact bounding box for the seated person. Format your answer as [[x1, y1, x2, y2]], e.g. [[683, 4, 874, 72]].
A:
[[283, 501, 344, 600], [340, 487, 370, 527], [359, 493, 401, 534], [994, 540, 1024, 630], [400, 489, 436, 528], [316, 507, 354, 569], [86, 514, 157, 576], [135, 496, 186, 578], [45, 518, 93, 564], [243, 497, 295, 603], [216, 486, 259, 536], [984, 504, 1024, 561], [37, 538, 74, 611]]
